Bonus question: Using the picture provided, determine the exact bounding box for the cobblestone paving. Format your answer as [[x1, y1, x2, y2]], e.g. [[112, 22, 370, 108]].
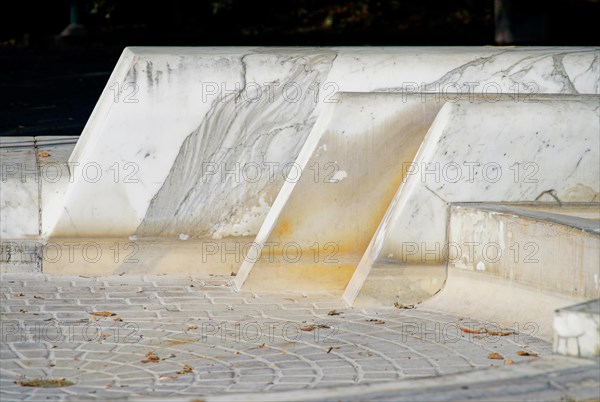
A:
[[1, 274, 552, 401], [334, 362, 600, 401]]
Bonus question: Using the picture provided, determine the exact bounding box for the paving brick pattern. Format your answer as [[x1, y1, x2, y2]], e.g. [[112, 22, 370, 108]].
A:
[[1, 274, 552, 401]]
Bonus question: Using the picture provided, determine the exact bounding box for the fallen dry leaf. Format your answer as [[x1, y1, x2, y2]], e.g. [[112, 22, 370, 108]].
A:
[[16, 378, 74, 387], [90, 311, 115, 318], [366, 319, 385, 324], [328, 310, 342, 316], [516, 351, 538, 357], [460, 327, 485, 334], [186, 324, 198, 330], [113, 316, 123, 322], [33, 295, 45, 300], [505, 359, 514, 365], [99, 333, 111, 339], [487, 353, 504, 360], [486, 330, 512, 336], [19, 309, 28, 313], [164, 338, 194, 347], [177, 364, 193, 374], [141, 352, 160, 363], [394, 302, 415, 309], [37, 151, 50, 158], [301, 324, 331, 332], [15, 293, 24, 297]]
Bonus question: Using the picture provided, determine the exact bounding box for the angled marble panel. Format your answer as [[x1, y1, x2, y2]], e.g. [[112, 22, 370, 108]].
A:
[[344, 96, 600, 304], [234, 93, 445, 291], [46, 47, 599, 241]]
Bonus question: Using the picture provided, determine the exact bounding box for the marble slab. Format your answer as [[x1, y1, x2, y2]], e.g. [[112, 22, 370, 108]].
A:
[[0, 136, 78, 273], [344, 96, 600, 304], [0, 142, 39, 239], [45, 47, 599, 241], [234, 93, 445, 291], [0, 137, 78, 240]]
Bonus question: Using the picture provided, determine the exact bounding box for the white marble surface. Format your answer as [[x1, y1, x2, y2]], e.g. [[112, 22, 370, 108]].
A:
[[0, 140, 39, 239], [344, 96, 599, 303], [234, 93, 444, 290], [446, 204, 599, 298], [38, 138, 79, 236], [0, 137, 78, 240], [45, 47, 600, 239]]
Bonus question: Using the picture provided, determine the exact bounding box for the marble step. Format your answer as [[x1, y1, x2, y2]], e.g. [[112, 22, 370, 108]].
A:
[[447, 203, 599, 299], [360, 203, 600, 341]]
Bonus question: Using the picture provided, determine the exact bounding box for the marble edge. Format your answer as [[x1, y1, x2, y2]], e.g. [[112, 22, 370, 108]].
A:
[[124, 46, 600, 56], [555, 298, 600, 314], [451, 204, 600, 236]]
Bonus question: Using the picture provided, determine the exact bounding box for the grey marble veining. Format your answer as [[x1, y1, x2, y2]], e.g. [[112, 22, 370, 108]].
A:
[[138, 52, 337, 238], [45, 47, 599, 239]]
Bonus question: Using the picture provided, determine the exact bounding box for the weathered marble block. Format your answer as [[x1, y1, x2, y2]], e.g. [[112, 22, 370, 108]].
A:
[[45, 47, 599, 241]]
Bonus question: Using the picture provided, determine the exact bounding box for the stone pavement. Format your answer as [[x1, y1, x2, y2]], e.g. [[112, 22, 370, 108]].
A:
[[0, 274, 595, 401]]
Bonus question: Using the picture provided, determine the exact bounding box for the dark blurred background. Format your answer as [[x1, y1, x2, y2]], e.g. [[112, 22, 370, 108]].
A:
[[1, 0, 598, 136]]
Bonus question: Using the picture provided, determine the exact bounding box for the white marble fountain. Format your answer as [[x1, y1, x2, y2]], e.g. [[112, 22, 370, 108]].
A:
[[1, 47, 599, 355]]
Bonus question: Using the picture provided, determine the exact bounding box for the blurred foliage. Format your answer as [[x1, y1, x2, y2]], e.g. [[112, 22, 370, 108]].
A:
[[0, 0, 597, 46]]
